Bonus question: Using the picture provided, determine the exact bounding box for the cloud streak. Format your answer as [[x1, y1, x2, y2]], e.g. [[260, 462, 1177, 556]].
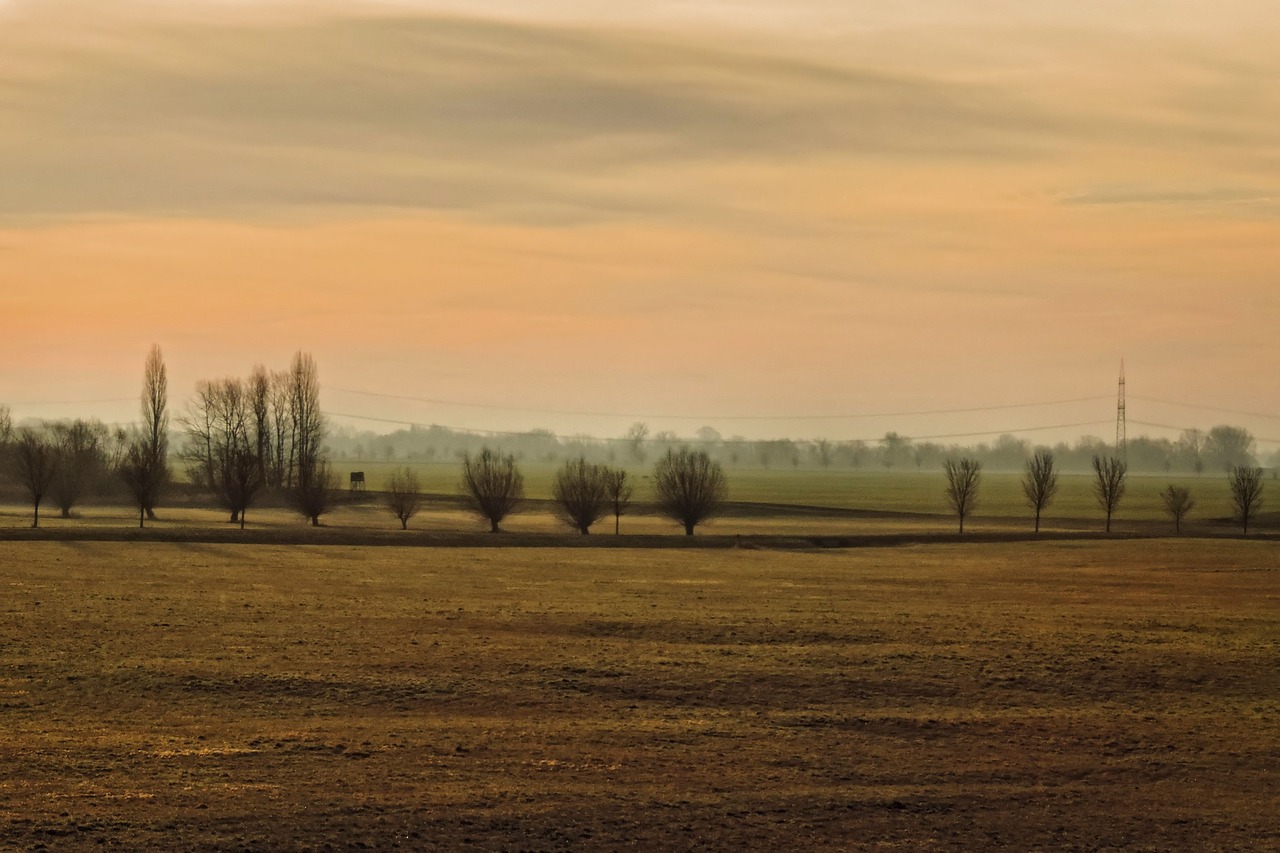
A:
[[0, 5, 1078, 225]]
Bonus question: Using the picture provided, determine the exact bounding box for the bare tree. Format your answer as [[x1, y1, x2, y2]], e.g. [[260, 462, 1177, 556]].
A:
[[605, 468, 634, 535], [9, 427, 58, 528], [1205, 426, 1256, 472], [1092, 455, 1127, 533], [385, 467, 423, 530], [283, 352, 332, 520], [249, 365, 273, 487], [119, 435, 164, 529], [1227, 466, 1264, 535], [266, 369, 293, 489], [182, 378, 263, 526], [1021, 451, 1058, 532], [1160, 484, 1195, 534], [880, 432, 909, 469], [625, 422, 649, 464], [139, 345, 171, 519], [813, 439, 834, 468], [1177, 428, 1206, 475], [653, 447, 727, 535], [943, 457, 981, 534], [287, 351, 326, 491], [116, 348, 172, 528], [223, 443, 265, 530], [288, 458, 340, 527], [0, 406, 11, 447], [552, 456, 610, 534], [756, 440, 775, 470], [50, 419, 109, 518], [460, 447, 524, 532]]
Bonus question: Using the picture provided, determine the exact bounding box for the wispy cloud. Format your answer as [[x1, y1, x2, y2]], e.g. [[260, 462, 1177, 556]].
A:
[[0, 5, 1072, 225], [4, 2, 1279, 228]]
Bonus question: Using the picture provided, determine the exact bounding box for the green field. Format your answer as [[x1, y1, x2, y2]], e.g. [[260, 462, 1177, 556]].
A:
[[313, 462, 1260, 530], [2, 539, 1277, 850], [0, 464, 1272, 543]]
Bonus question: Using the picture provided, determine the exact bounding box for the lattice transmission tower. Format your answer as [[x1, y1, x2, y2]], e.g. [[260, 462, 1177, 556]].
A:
[[1115, 360, 1127, 459]]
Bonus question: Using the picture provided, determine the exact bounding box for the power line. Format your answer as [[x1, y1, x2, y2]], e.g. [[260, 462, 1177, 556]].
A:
[[1129, 395, 1280, 422], [4, 397, 136, 406], [1129, 419, 1280, 446], [324, 387, 1113, 422]]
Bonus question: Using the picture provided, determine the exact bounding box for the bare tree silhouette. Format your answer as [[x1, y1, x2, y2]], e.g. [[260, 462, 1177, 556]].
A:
[[1092, 455, 1127, 533], [943, 457, 981, 534], [1227, 466, 1264, 534], [461, 447, 524, 532], [1159, 484, 1195, 534], [51, 419, 109, 518], [1021, 451, 1058, 532], [552, 456, 610, 534], [385, 467, 423, 530], [140, 345, 171, 519], [606, 468, 634, 535], [10, 427, 58, 528], [289, 459, 340, 527], [182, 378, 264, 528], [654, 447, 726, 535]]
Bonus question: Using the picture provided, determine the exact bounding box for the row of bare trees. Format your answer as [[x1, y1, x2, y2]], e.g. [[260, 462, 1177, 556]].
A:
[[942, 450, 1265, 534], [458, 446, 725, 536], [0, 347, 340, 530], [380, 446, 726, 536], [180, 352, 333, 528], [0, 346, 171, 528]]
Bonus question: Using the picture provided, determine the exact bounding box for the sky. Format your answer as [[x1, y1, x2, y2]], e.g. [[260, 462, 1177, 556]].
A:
[[1, 0, 1278, 448]]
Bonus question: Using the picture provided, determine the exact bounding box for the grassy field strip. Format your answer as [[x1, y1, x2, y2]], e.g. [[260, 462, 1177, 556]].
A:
[[331, 463, 1259, 518]]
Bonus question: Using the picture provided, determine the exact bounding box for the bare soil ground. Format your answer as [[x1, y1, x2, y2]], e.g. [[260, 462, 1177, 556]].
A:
[[2, 539, 1278, 851]]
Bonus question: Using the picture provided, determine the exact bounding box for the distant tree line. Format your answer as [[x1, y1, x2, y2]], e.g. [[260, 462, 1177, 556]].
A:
[[322, 421, 1272, 476]]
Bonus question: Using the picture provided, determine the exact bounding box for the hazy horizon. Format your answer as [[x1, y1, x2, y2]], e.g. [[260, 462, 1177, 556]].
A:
[[2, 0, 1278, 449]]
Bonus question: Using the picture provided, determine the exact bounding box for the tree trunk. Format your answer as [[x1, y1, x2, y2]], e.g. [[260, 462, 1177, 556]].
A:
[[1105, 512, 1112, 533], [61, 507, 71, 519], [146, 507, 158, 520], [239, 513, 246, 530], [139, 505, 145, 529], [230, 509, 240, 524], [684, 521, 695, 535], [32, 502, 39, 529], [615, 515, 620, 535], [310, 516, 320, 528], [958, 517, 964, 534], [490, 519, 500, 533], [1034, 510, 1041, 533], [400, 518, 408, 530]]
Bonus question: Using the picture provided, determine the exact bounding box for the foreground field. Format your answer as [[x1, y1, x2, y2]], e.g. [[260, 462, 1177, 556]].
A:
[[2, 540, 1278, 850]]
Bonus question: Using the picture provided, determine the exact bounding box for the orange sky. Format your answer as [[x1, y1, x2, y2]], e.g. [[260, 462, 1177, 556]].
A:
[[1, 1, 1278, 447]]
